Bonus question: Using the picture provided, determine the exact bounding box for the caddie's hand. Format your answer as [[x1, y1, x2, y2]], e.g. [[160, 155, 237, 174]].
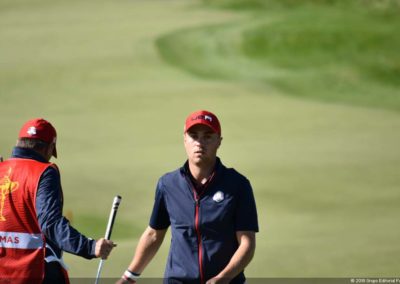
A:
[[95, 238, 117, 259]]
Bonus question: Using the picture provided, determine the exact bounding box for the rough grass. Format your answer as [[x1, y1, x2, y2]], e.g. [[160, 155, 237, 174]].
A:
[[157, 0, 400, 111], [203, 0, 400, 10]]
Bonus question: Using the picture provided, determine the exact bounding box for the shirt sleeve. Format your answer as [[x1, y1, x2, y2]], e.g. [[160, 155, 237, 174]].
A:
[[149, 178, 171, 230], [36, 166, 96, 259], [234, 178, 259, 232]]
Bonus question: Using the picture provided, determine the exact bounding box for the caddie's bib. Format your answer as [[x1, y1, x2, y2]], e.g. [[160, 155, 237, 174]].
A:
[[0, 158, 52, 284]]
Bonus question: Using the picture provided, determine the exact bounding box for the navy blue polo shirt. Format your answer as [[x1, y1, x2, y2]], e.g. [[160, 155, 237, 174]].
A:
[[150, 158, 259, 283]]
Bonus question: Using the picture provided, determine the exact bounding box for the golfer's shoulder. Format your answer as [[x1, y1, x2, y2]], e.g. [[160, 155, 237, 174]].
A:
[[157, 167, 183, 188], [223, 169, 254, 200], [222, 165, 250, 186]]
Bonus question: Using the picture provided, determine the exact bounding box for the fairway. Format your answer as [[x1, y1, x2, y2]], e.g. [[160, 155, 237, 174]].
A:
[[1, 0, 400, 279]]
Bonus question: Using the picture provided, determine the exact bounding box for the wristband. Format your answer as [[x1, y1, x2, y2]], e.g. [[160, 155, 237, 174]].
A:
[[123, 270, 140, 283]]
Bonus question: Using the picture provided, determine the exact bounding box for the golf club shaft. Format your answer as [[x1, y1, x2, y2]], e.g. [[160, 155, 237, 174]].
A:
[[94, 195, 122, 284], [94, 260, 104, 284]]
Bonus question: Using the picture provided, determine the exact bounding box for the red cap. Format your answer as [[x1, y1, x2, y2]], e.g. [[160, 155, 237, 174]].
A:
[[18, 118, 58, 158], [184, 110, 221, 135]]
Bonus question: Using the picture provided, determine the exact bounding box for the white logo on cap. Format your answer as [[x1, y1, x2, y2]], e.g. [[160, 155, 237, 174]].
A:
[[204, 115, 212, 122], [27, 127, 37, 136], [213, 191, 224, 203]]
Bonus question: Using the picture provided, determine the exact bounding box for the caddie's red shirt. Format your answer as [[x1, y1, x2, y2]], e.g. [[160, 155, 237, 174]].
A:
[[0, 158, 52, 284]]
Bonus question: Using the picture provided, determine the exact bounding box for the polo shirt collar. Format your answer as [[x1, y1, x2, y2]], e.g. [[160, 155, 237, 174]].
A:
[[11, 147, 48, 163]]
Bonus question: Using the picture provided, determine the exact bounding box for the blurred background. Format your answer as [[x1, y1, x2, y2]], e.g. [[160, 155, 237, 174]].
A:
[[1, 0, 399, 278]]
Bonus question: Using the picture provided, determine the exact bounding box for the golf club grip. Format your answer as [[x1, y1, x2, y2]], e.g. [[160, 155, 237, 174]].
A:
[[104, 195, 121, 240]]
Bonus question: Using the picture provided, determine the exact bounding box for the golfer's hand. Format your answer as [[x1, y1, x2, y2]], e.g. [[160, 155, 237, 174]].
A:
[[206, 277, 230, 284], [95, 238, 116, 259], [115, 278, 130, 284]]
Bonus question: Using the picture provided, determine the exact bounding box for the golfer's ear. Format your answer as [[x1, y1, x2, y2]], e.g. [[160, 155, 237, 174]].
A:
[[218, 136, 222, 148]]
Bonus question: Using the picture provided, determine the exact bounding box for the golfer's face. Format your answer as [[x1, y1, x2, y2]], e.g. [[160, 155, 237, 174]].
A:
[[184, 124, 221, 165]]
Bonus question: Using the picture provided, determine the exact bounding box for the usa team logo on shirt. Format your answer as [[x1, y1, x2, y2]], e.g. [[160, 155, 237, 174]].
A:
[[213, 191, 224, 203]]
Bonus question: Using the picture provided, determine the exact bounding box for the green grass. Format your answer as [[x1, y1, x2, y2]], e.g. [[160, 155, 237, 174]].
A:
[[1, 0, 400, 278], [203, 0, 400, 10], [157, 0, 400, 111]]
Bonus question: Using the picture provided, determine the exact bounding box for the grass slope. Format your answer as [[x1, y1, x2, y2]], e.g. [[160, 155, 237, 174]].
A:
[[1, 0, 400, 278], [157, 0, 400, 111]]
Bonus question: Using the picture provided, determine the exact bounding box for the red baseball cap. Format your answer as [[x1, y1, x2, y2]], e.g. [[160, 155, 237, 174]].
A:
[[18, 118, 58, 158], [184, 110, 221, 136]]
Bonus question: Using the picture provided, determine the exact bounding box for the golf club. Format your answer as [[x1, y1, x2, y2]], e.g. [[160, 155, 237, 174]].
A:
[[94, 195, 122, 284]]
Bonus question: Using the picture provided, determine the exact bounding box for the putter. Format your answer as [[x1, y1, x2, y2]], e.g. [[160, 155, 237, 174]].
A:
[[94, 195, 122, 284]]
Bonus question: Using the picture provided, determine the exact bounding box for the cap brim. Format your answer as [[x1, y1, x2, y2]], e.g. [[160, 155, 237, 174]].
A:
[[186, 122, 219, 134], [52, 145, 57, 158]]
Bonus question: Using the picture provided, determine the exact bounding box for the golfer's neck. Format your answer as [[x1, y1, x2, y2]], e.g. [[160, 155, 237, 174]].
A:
[[188, 160, 216, 184]]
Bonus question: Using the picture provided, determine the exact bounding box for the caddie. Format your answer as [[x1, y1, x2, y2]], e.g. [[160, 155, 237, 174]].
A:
[[117, 110, 259, 284], [0, 118, 116, 284]]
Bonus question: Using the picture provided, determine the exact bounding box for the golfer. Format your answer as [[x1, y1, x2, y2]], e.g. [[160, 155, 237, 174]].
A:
[[118, 110, 258, 284], [0, 118, 116, 284]]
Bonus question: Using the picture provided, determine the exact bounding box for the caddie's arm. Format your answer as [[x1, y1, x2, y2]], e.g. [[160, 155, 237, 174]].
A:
[[116, 226, 167, 284], [206, 231, 256, 284], [37, 167, 101, 259]]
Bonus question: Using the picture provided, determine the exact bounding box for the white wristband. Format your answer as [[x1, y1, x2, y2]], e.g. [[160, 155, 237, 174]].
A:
[[123, 270, 140, 282]]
